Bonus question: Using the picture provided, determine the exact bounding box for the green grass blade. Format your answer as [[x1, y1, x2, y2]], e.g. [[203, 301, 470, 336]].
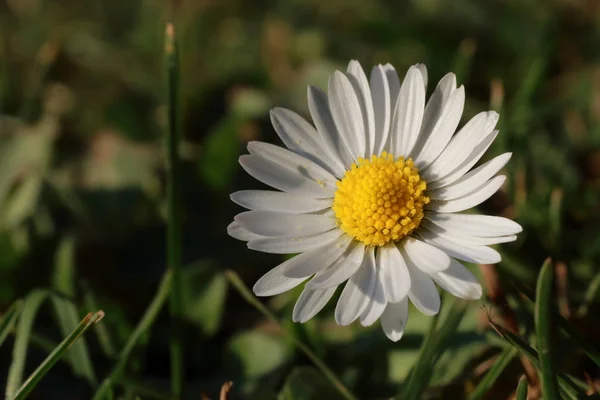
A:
[[490, 320, 583, 400], [12, 311, 104, 400], [83, 283, 118, 359], [53, 236, 75, 296], [535, 258, 560, 400], [165, 22, 184, 399], [50, 295, 97, 387], [50, 236, 97, 386], [576, 271, 600, 318], [468, 346, 518, 400], [225, 270, 358, 400], [515, 376, 528, 400], [403, 299, 468, 400], [93, 270, 173, 400], [517, 283, 600, 369], [0, 300, 23, 349], [5, 290, 49, 399]]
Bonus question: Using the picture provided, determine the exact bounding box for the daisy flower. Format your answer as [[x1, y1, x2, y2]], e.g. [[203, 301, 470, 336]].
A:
[[228, 61, 522, 341]]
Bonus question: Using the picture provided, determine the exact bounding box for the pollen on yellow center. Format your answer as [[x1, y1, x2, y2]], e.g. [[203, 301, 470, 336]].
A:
[[332, 152, 430, 247]]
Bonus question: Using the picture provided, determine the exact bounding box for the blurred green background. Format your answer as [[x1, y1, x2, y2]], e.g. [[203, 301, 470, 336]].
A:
[[1, 0, 600, 399]]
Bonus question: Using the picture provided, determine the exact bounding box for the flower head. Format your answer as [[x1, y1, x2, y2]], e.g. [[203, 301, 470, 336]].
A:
[[228, 61, 521, 341]]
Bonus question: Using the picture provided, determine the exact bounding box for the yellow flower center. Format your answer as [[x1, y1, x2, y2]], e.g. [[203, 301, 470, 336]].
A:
[[332, 152, 430, 247]]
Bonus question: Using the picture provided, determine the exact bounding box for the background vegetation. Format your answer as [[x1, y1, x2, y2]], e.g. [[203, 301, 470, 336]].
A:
[[0, 0, 600, 399]]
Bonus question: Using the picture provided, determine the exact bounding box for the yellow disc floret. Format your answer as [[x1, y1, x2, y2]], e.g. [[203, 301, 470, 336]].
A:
[[332, 152, 430, 247]]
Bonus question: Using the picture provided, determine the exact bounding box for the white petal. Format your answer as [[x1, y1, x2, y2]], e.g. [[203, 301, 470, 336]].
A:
[[292, 286, 337, 323], [231, 190, 332, 214], [248, 141, 338, 191], [411, 73, 457, 158], [347, 60, 375, 157], [328, 71, 365, 160], [429, 153, 512, 200], [239, 154, 334, 198], [307, 242, 365, 289], [382, 63, 401, 107], [283, 235, 353, 278], [426, 175, 506, 213], [425, 212, 522, 237], [401, 247, 441, 316], [389, 66, 426, 157], [335, 246, 377, 326], [415, 63, 428, 91], [413, 86, 465, 168], [270, 108, 345, 177], [380, 298, 409, 342], [431, 261, 482, 300], [370, 65, 392, 156], [248, 229, 344, 254], [423, 112, 495, 182], [235, 211, 336, 238], [418, 228, 501, 264], [378, 242, 411, 303], [402, 237, 452, 273], [428, 129, 499, 189], [253, 262, 308, 296], [359, 259, 387, 326], [307, 85, 355, 168], [420, 220, 517, 245], [227, 221, 264, 242]]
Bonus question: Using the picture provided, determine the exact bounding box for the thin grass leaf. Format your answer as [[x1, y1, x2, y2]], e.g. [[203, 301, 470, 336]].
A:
[[518, 284, 600, 369], [535, 258, 560, 400], [50, 296, 97, 387], [0, 300, 23, 349], [164, 22, 184, 399], [489, 320, 583, 400], [402, 299, 468, 400], [576, 271, 600, 318], [515, 376, 528, 400], [225, 270, 358, 400], [83, 283, 118, 359], [5, 289, 49, 399], [12, 311, 104, 400], [468, 346, 518, 400], [92, 270, 173, 400], [51, 236, 97, 386]]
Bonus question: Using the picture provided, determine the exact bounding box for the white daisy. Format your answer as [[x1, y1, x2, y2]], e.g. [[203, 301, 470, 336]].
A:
[[228, 61, 522, 341]]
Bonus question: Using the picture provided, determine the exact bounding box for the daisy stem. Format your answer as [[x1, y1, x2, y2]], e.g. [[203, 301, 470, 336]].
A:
[[165, 23, 184, 399], [225, 270, 358, 400]]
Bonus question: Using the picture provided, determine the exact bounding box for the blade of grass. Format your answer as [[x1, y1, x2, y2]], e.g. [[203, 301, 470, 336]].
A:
[[535, 258, 560, 400], [0, 300, 23, 349], [402, 299, 468, 400], [515, 376, 528, 400], [489, 320, 583, 400], [51, 236, 97, 386], [50, 295, 97, 386], [468, 346, 518, 400], [92, 270, 173, 400], [225, 270, 358, 400], [165, 22, 184, 399], [83, 282, 118, 359], [575, 271, 600, 318], [5, 289, 49, 399], [517, 284, 600, 369], [12, 311, 104, 400]]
